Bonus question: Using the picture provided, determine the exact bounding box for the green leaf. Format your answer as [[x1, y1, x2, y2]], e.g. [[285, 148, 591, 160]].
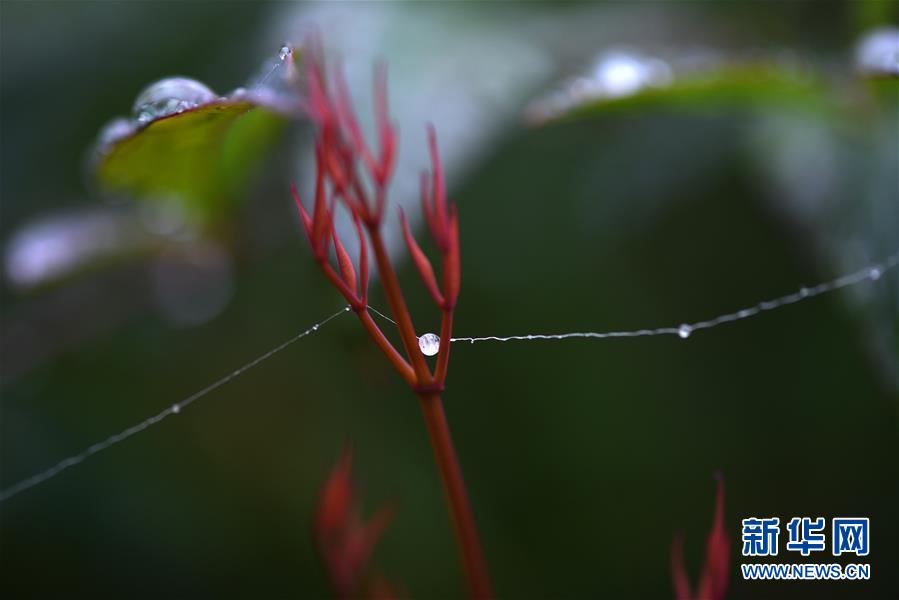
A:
[[538, 64, 830, 123], [95, 99, 288, 225]]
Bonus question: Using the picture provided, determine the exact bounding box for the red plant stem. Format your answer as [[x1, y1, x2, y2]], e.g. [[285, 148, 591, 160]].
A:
[[434, 309, 453, 384], [356, 310, 416, 386], [368, 228, 431, 380], [367, 226, 490, 597], [418, 391, 492, 599]]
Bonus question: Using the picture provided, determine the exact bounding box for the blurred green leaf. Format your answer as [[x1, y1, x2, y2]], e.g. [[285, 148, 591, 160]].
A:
[[95, 99, 289, 225], [854, 0, 899, 33], [554, 65, 829, 121]]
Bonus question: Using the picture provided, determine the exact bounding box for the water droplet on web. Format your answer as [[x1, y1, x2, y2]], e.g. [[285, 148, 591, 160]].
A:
[[241, 44, 302, 115], [171, 404, 181, 414], [677, 324, 692, 339], [867, 266, 882, 281], [132, 77, 217, 125], [419, 333, 440, 356], [799, 286, 809, 298]]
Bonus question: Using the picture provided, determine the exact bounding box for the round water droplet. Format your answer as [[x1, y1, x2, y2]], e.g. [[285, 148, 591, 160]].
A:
[[96, 117, 135, 149], [798, 286, 809, 298], [227, 87, 248, 100], [132, 77, 217, 124], [172, 404, 181, 414], [590, 51, 672, 99], [677, 324, 692, 339], [855, 27, 899, 76], [418, 333, 440, 356], [868, 266, 882, 281], [279, 45, 292, 60]]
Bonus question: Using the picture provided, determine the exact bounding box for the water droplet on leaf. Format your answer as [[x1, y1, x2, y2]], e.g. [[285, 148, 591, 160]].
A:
[[855, 27, 899, 76], [589, 51, 672, 99], [96, 117, 136, 150], [227, 87, 248, 99], [526, 49, 672, 122], [132, 77, 217, 125], [419, 333, 440, 356]]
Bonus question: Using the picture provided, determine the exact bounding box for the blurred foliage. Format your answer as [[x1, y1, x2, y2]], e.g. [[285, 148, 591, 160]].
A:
[[557, 64, 830, 119], [1, 2, 897, 600]]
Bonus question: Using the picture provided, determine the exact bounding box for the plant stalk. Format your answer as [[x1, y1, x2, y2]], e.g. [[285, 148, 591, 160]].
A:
[[368, 229, 431, 380], [418, 391, 493, 599]]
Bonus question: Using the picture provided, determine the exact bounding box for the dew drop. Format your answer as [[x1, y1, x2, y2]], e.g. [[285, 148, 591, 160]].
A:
[[868, 266, 882, 281], [798, 286, 809, 298], [589, 51, 672, 99], [677, 324, 692, 339], [171, 404, 181, 414], [132, 77, 217, 125], [279, 45, 292, 61], [855, 27, 899, 76], [227, 87, 248, 100], [526, 49, 672, 123], [96, 117, 135, 149], [418, 333, 440, 356]]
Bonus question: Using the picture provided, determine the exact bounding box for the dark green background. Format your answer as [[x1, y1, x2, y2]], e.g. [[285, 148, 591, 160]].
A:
[[1, 2, 896, 598]]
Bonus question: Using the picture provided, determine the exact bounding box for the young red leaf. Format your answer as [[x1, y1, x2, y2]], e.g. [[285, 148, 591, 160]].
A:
[[332, 225, 357, 295], [697, 478, 729, 600], [442, 204, 461, 308], [670, 478, 730, 600], [314, 447, 399, 599], [426, 124, 449, 252], [291, 182, 312, 239], [671, 535, 692, 600], [352, 212, 369, 302], [373, 62, 395, 185], [399, 208, 444, 307], [316, 448, 354, 539]]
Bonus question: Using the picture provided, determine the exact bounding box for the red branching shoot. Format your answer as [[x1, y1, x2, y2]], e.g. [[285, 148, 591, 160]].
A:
[[671, 477, 730, 600], [293, 40, 491, 598], [315, 448, 398, 599]]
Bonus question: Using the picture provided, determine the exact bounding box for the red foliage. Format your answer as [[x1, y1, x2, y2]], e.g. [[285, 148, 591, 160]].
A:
[[294, 39, 492, 598], [671, 478, 730, 600], [315, 448, 398, 599], [292, 40, 460, 333]]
